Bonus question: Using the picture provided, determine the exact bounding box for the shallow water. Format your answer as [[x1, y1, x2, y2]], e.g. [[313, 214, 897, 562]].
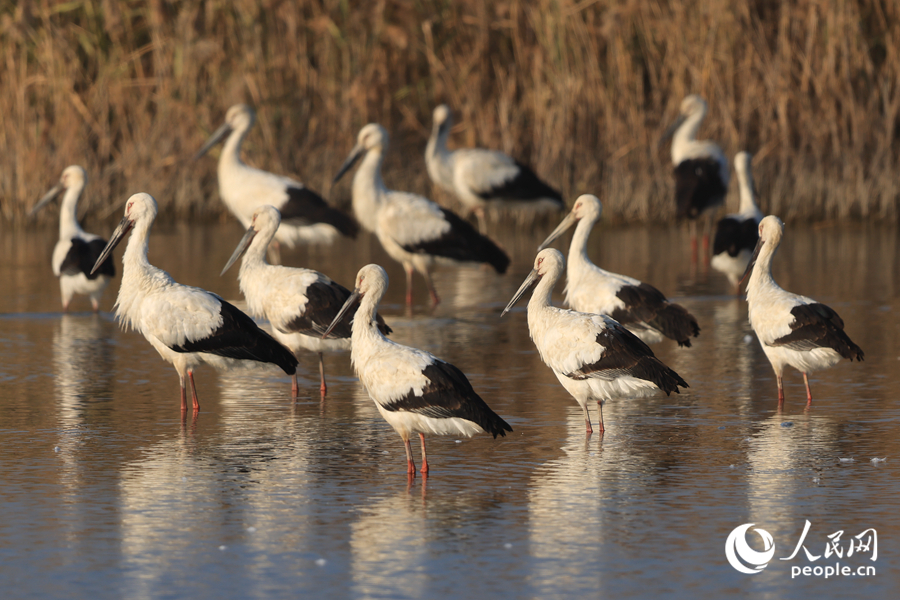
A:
[[1, 219, 898, 599]]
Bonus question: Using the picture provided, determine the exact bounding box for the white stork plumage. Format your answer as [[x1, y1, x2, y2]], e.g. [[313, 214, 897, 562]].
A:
[[333, 123, 510, 306], [221, 204, 392, 397], [425, 104, 564, 233], [30, 165, 115, 312], [711, 151, 764, 292], [195, 104, 358, 262], [661, 94, 729, 253], [538, 194, 700, 347], [323, 264, 512, 475], [502, 249, 688, 434], [743, 215, 864, 407], [91, 193, 298, 412]]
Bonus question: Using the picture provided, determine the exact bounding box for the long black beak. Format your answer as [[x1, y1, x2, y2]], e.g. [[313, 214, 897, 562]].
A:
[[333, 145, 365, 184], [30, 184, 64, 217], [194, 122, 233, 161], [323, 290, 361, 338], [91, 215, 132, 275], [739, 238, 764, 287], [221, 226, 257, 276], [537, 210, 578, 251], [501, 269, 540, 317], [658, 114, 686, 149]]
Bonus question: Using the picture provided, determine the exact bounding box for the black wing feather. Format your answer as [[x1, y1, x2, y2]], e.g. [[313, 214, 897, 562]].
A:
[[61, 238, 115, 279], [713, 216, 759, 257], [279, 186, 359, 238], [476, 160, 563, 207], [401, 208, 510, 273], [281, 280, 391, 338], [565, 324, 688, 395], [172, 299, 298, 374], [771, 303, 864, 360], [382, 362, 512, 438], [611, 283, 700, 347], [674, 158, 727, 219]]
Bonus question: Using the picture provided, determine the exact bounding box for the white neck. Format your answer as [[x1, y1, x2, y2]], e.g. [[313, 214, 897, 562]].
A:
[[351, 150, 387, 233], [59, 185, 87, 240], [219, 122, 250, 176], [671, 108, 706, 164], [116, 217, 157, 330], [746, 241, 780, 302], [425, 122, 454, 189], [737, 167, 761, 217]]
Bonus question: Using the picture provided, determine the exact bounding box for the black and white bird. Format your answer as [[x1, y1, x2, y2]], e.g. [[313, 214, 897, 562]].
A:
[[221, 204, 392, 397], [661, 94, 729, 253], [425, 104, 564, 233], [711, 151, 764, 292], [538, 194, 699, 347], [502, 249, 688, 433], [333, 123, 510, 306], [91, 193, 298, 412], [743, 215, 864, 406], [323, 264, 512, 475], [31, 165, 115, 312], [195, 104, 358, 262]]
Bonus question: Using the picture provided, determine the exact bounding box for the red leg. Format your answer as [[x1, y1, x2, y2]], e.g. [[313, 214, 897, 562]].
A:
[[581, 403, 593, 434], [405, 266, 414, 306], [318, 353, 328, 396], [291, 373, 299, 398], [180, 379, 188, 413], [188, 369, 200, 412], [404, 437, 416, 475], [803, 373, 813, 405], [419, 433, 429, 474], [422, 270, 441, 307], [596, 400, 606, 433], [777, 375, 784, 407]]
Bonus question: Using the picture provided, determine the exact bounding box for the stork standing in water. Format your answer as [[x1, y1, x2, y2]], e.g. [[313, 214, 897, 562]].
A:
[[333, 123, 509, 306], [91, 193, 298, 412], [743, 216, 863, 407], [195, 104, 358, 263], [661, 94, 729, 255], [221, 205, 392, 397], [31, 165, 115, 312], [323, 264, 512, 475], [425, 104, 563, 233], [538, 194, 699, 347], [711, 152, 764, 292], [502, 249, 688, 433]]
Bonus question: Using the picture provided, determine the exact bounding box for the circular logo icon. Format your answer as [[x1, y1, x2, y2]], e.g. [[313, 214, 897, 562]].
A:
[[725, 523, 775, 574]]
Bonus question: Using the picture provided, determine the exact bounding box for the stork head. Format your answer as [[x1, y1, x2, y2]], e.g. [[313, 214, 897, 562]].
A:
[[537, 194, 602, 251], [221, 205, 281, 275], [333, 124, 389, 183], [740, 215, 784, 286], [432, 104, 452, 130], [679, 94, 708, 118], [31, 165, 88, 217], [91, 193, 157, 275], [194, 104, 255, 161], [322, 264, 389, 338], [502, 249, 564, 316]]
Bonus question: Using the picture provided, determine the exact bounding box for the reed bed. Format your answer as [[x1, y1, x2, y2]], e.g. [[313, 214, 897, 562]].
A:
[[1, 0, 898, 225]]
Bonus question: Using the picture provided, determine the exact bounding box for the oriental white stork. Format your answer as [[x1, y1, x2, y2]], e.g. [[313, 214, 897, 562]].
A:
[[711, 152, 764, 292], [743, 216, 864, 407], [425, 104, 564, 233], [195, 104, 358, 262], [91, 193, 298, 412], [501, 249, 688, 434], [333, 123, 510, 306], [538, 194, 699, 347], [323, 264, 512, 475], [661, 94, 729, 254], [30, 165, 115, 312], [221, 204, 392, 397]]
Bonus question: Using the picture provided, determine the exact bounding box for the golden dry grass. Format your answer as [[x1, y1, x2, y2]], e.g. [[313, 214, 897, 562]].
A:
[[1, 0, 898, 225]]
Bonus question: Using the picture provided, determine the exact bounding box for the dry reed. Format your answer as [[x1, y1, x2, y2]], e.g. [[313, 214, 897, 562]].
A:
[[1, 0, 898, 226]]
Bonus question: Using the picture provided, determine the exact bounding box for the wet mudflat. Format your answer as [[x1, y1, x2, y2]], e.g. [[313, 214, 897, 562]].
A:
[[1, 219, 898, 599]]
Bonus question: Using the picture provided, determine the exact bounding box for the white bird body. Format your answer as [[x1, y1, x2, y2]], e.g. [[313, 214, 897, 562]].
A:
[[197, 104, 357, 254], [222, 205, 391, 396], [426, 105, 563, 231], [539, 195, 700, 347], [93, 193, 297, 411], [711, 152, 764, 289], [334, 123, 509, 305], [32, 166, 115, 311], [502, 249, 688, 433], [324, 264, 511, 474], [744, 216, 863, 405]]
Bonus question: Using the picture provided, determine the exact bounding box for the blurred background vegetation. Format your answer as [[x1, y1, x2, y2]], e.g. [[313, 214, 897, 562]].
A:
[[1, 0, 898, 225]]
